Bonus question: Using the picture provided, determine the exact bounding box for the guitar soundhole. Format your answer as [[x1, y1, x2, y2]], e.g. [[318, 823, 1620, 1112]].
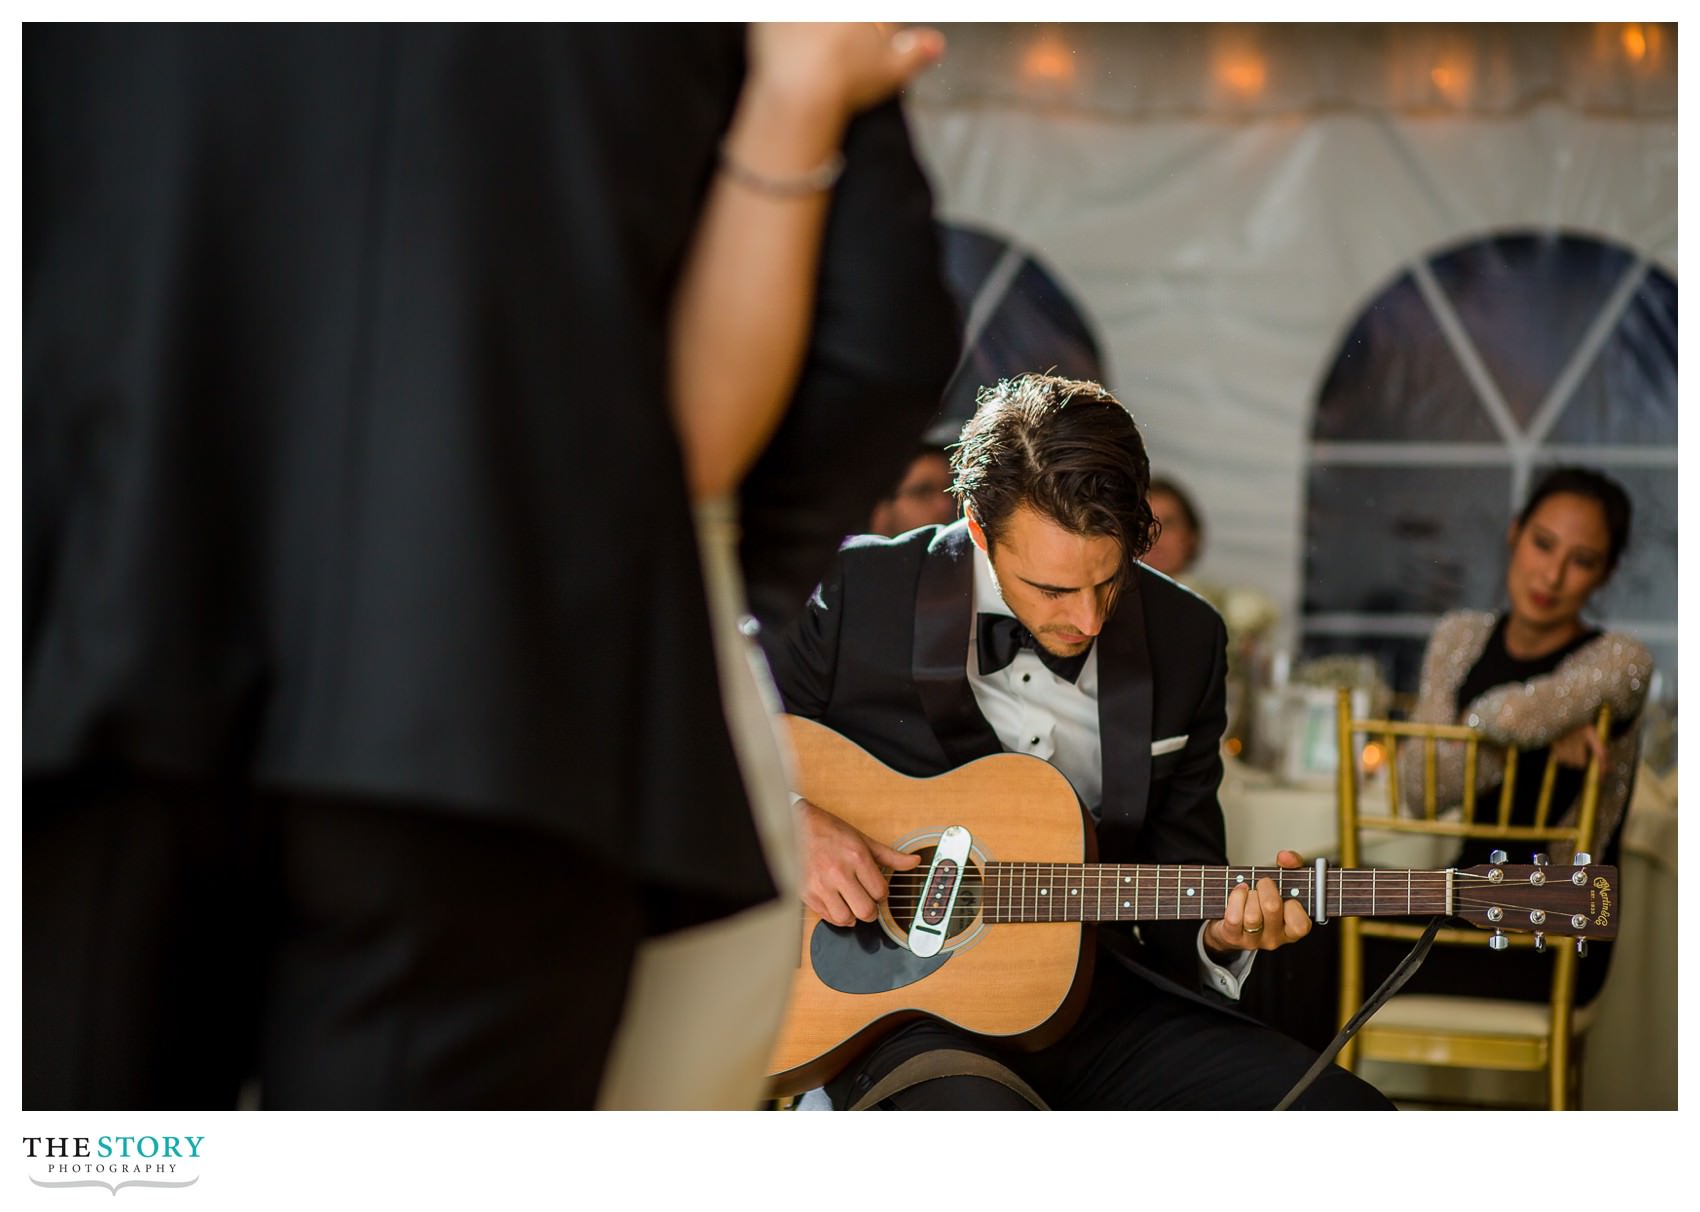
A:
[[884, 846, 982, 944]]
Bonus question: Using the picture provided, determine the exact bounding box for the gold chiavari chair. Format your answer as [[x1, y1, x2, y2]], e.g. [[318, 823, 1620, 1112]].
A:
[[1334, 687, 1611, 1109]]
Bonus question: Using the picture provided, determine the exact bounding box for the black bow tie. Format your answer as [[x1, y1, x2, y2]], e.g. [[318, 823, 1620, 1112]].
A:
[[977, 613, 1091, 684]]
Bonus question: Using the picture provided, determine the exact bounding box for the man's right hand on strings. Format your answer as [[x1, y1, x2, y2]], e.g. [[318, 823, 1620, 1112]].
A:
[[794, 798, 922, 927]]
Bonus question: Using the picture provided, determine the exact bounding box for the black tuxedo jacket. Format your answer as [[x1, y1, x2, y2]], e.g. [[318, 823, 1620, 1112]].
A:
[[765, 521, 1233, 987], [24, 25, 955, 921]]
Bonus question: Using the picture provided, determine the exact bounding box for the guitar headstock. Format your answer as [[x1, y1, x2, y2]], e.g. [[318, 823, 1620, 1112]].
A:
[[1452, 864, 1619, 941]]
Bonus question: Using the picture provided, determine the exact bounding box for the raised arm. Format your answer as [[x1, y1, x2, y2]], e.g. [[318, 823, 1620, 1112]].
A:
[[667, 23, 945, 504], [1399, 614, 1652, 817], [1464, 632, 1653, 748]]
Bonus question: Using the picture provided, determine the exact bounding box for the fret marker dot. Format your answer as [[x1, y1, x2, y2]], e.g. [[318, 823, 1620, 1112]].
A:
[[1040, 889, 1048, 896], [1070, 888, 1078, 895], [1123, 876, 1131, 883], [1235, 875, 1246, 884], [1288, 888, 1300, 897], [1122, 901, 1130, 909]]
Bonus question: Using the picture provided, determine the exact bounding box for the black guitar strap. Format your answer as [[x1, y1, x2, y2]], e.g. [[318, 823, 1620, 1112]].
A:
[[1274, 916, 1445, 1110]]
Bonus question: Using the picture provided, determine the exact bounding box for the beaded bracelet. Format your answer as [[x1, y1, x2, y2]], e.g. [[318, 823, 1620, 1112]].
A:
[[717, 143, 846, 197]]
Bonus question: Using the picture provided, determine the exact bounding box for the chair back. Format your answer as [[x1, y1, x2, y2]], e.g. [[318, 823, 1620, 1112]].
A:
[[1333, 687, 1611, 1108]]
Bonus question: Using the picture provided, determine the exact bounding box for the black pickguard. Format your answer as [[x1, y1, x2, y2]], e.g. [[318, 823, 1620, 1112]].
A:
[[809, 919, 950, 994]]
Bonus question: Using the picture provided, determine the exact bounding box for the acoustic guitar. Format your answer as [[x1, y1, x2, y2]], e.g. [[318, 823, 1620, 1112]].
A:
[[767, 715, 1620, 1096]]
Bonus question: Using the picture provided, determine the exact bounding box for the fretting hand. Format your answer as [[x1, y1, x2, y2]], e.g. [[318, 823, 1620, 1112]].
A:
[[1202, 849, 1314, 954]]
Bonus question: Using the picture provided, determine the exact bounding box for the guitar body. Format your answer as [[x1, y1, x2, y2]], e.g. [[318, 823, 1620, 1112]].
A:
[[768, 715, 1096, 1096]]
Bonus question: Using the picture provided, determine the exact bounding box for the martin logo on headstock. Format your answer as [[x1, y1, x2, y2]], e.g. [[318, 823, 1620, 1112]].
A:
[[1592, 876, 1613, 929]]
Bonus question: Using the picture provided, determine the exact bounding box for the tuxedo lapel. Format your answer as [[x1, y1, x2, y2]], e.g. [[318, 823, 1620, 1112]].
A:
[[1096, 571, 1154, 857], [912, 523, 1002, 767]]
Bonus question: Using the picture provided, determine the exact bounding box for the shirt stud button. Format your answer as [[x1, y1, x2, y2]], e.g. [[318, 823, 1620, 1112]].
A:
[[1030, 736, 1040, 746]]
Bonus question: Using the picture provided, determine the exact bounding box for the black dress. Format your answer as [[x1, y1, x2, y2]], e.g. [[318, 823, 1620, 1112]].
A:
[[23, 24, 957, 1108]]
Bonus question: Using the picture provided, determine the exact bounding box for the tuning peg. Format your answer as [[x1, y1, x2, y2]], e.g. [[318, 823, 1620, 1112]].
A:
[[1572, 851, 1592, 866], [1533, 852, 1550, 865], [1575, 938, 1588, 958], [1533, 933, 1546, 953], [1489, 849, 1508, 864], [1488, 930, 1509, 952]]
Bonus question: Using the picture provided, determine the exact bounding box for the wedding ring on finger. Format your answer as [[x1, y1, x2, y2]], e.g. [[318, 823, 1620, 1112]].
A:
[[1243, 923, 1264, 935]]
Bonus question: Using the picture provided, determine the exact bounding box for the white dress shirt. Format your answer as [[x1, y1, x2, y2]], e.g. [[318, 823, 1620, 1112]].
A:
[[965, 542, 1254, 999]]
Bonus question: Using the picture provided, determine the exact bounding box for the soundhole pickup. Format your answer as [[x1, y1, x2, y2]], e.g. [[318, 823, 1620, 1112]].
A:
[[893, 828, 980, 955]]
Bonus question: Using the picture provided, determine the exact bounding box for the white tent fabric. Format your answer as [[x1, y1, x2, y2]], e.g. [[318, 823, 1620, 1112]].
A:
[[904, 26, 1676, 665]]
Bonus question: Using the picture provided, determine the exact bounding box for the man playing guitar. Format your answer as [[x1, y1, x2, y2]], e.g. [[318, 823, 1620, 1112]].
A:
[[763, 374, 1393, 1110]]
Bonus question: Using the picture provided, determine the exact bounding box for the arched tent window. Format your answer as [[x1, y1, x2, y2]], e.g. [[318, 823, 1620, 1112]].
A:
[[927, 222, 1106, 444], [1302, 231, 1676, 700]]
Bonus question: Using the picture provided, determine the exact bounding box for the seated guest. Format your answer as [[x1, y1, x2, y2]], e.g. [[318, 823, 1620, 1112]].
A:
[[1388, 465, 1651, 1004], [867, 445, 957, 536], [1142, 476, 1204, 579]]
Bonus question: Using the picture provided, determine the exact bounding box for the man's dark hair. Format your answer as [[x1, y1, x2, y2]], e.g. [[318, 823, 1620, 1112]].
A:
[[1516, 465, 1634, 574], [948, 374, 1157, 576]]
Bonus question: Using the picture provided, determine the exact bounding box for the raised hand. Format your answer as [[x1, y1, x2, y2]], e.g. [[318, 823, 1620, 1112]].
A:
[[746, 23, 946, 122]]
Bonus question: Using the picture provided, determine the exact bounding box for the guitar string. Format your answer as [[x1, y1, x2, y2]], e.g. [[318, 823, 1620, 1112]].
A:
[[875, 867, 1592, 924], [877, 869, 1544, 903]]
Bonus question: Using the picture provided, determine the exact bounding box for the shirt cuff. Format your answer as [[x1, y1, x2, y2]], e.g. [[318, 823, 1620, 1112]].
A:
[[1196, 923, 1257, 1000]]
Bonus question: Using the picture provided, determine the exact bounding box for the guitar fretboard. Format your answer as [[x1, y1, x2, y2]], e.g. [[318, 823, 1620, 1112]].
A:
[[976, 863, 1450, 924]]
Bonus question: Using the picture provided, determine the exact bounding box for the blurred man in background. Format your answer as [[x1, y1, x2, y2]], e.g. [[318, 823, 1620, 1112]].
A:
[[868, 446, 958, 537]]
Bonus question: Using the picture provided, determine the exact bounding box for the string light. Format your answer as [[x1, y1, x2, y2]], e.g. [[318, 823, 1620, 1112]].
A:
[[1620, 24, 1647, 63], [1216, 50, 1267, 97], [1021, 30, 1076, 86], [1429, 60, 1471, 105]]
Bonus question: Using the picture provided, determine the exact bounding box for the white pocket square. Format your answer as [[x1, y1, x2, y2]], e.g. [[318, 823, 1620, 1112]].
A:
[[1150, 734, 1188, 756]]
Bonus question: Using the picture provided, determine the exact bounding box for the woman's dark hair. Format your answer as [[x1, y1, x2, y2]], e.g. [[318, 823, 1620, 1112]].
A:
[[1516, 465, 1633, 573], [1148, 476, 1204, 544], [948, 374, 1156, 579]]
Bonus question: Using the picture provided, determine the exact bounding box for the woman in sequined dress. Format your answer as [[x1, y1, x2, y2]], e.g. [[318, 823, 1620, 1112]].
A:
[[1385, 466, 1652, 1004]]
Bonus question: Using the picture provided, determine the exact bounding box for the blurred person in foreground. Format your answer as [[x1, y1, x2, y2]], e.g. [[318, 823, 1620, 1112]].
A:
[[602, 24, 957, 1108], [24, 23, 955, 1109]]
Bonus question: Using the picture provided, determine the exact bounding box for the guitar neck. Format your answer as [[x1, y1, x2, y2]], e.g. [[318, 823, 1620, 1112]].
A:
[[980, 862, 1448, 924]]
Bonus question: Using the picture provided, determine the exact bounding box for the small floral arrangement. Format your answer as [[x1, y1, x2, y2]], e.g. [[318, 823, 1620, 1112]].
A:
[[1217, 586, 1279, 643], [1290, 653, 1391, 717]]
